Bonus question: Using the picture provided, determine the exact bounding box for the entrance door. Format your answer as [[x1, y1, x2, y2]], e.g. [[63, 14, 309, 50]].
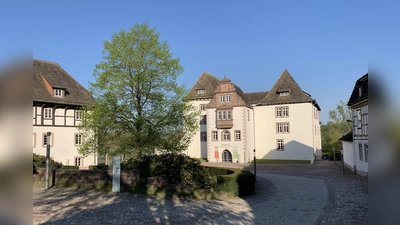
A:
[[222, 149, 232, 162]]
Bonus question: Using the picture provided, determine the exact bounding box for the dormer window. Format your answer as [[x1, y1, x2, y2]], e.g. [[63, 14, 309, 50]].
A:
[[358, 87, 362, 97], [54, 89, 62, 97], [279, 91, 289, 96], [197, 89, 205, 94]]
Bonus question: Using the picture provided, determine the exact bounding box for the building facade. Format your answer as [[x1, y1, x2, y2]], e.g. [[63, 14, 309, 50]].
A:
[[33, 59, 96, 169], [186, 70, 322, 163], [347, 73, 368, 176]]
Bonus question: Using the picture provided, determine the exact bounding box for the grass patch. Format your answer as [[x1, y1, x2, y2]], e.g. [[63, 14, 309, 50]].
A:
[[252, 159, 310, 164], [196, 158, 208, 163]]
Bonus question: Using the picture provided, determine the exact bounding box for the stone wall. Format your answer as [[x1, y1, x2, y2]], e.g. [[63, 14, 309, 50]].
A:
[[33, 169, 141, 189]]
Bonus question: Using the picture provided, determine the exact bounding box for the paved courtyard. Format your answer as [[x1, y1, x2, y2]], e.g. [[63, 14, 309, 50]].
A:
[[33, 160, 368, 224]]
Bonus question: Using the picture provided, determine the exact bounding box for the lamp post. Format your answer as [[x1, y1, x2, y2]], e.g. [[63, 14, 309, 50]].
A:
[[45, 132, 51, 189], [253, 149, 256, 183]]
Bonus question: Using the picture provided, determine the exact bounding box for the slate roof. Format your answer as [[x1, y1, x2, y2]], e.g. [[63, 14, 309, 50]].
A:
[[243, 91, 269, 105], [188, 69, 320, 110], [339, 130, 353, 142], [258, 69, 320, 109], [347, 73, 368, 107], [33, 59, 95, 106], [186, 72, 220, 99]]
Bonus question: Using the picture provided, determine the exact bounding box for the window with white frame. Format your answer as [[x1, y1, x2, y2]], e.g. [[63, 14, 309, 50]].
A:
[[75, 134, 82, 146], [277, 139, 284, 151], [200, 115, 207, 125], [200, 104, 206, 110], [235, 130, 241, 141], [359, 143, 364, 161], [276, 106, 288, 117], [280, 91, 289, 96], [277, 123, 290, 133], [276, 107, 282, 117], [226, 95, 231, 102], [212, 131, 218, 141], [75, 157, 82, 167], [220, 95, 224, 102], [197, 89, 205, 94], [357, 110, 362, 128], [277, 123, 282, 133], [200, 132, 207, 142], [222, 131, 230, 141], [282, 107, 289, 117], [54, 89, 62, 97], [283, 123, 290, 133], [364, 144, 368, 162], [44, 108, 52, 119], [75, 110, 82, 120], [217, 110, 232, 120]]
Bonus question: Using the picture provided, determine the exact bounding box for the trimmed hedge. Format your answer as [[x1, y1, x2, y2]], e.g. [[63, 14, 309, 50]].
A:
[[206, 167, 255, 197], [122, 153, 215, 189], [61, 165, 79, 170], [88, 165, 111, 170]]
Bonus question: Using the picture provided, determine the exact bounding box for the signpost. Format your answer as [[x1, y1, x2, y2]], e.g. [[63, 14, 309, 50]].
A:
[[112, 156, 121, 192]]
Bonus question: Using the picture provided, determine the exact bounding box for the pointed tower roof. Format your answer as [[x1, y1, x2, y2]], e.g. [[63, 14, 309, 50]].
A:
[[186, 71, 220, 100], [258, 69, 320, 109]]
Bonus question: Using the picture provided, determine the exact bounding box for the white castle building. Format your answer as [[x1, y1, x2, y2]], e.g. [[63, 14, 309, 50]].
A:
[[186, 70, 322, 163]]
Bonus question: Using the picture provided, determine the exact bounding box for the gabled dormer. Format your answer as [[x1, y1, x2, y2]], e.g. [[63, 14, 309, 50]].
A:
[[53, 87, 67, 97]]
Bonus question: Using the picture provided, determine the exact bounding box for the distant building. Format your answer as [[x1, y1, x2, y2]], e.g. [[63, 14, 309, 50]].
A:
[[33, 59, 96, 169], [186, 70, 322, 162], [345, 73, 368, 176], [339, 130, 353, 170]]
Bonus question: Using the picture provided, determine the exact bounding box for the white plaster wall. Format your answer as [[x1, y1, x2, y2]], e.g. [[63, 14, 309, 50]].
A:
[[254, 103, 315, 160], [354, 140, 368, 175], [245, 107, 254, 163], [313, 106, 322, 158], [186, 99, 210, 159], [341, 141, 353, 169], [33, 126, 96, 169], [206, 107, 246, 163]]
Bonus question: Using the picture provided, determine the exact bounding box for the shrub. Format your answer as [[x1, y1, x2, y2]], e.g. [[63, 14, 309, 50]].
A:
[[33, 153, 62, 169], [88, 165, 110, 170], [61, 165, 79, 169], [122, 153, 215, 189], [206, 167, 255, 197]]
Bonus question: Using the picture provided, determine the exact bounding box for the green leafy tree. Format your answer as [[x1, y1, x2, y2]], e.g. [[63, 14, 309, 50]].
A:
[[78, 22, 199, 158], [321, 100, 352, 156]]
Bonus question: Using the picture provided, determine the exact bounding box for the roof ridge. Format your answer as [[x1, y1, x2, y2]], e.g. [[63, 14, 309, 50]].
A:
[[33, 59, 60, 65], [244, 91, 269, 94]]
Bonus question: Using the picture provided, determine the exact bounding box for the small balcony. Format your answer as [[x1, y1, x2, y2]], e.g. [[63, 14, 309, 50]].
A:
[[217, 119, 233, 129]]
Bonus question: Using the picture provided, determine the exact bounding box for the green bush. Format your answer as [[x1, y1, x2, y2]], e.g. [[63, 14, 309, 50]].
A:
[[88, 165, 110, 170], [33, 153, 62, 169], [61, 165, 79, 169], [122, 153, 215, 189], [205, 167, 255, 197]]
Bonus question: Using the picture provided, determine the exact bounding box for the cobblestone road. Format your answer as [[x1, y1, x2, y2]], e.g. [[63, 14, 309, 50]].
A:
[[33, 160, 368, 224]]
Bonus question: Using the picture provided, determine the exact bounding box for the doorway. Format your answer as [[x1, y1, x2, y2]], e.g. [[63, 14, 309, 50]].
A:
[[222, 149, 232, 162]]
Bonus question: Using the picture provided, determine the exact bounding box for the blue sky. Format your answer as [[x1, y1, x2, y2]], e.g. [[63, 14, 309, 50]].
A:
[[2, 1, 399, 123]]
